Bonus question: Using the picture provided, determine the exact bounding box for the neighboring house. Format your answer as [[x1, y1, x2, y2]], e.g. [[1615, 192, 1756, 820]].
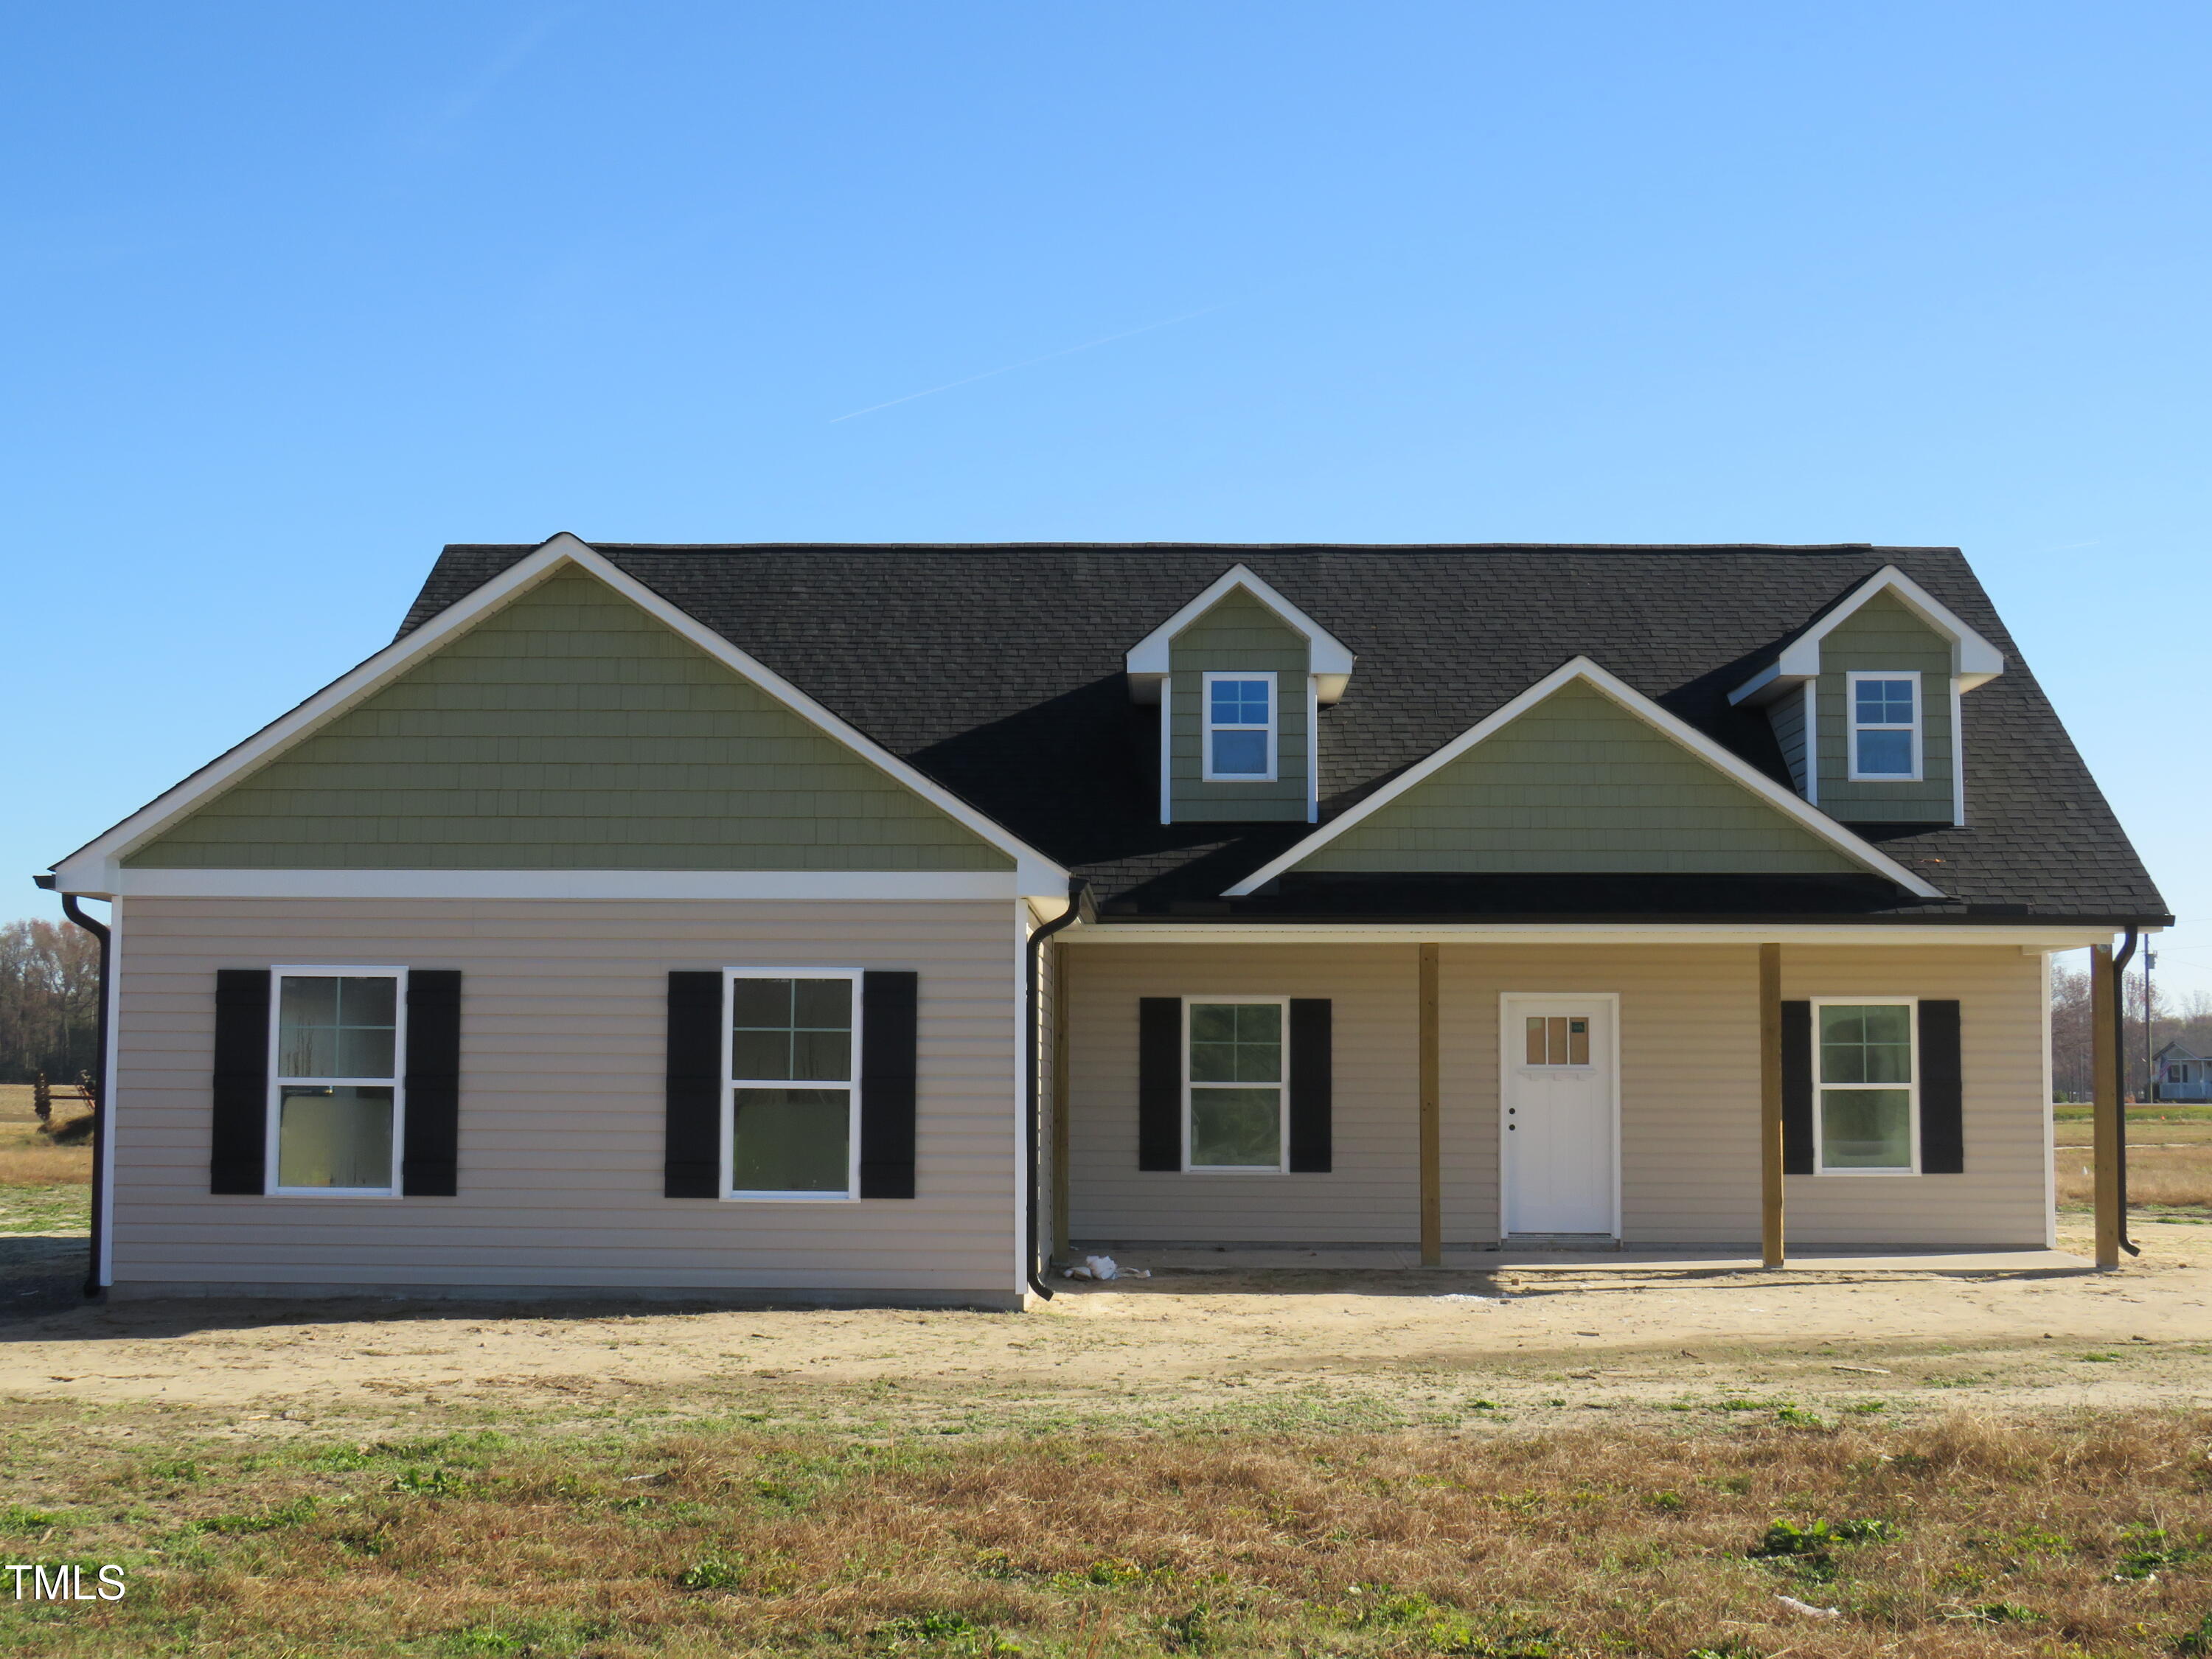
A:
[[42, 538, 2171, 1308], [2154, 1042, 2211, 1103]]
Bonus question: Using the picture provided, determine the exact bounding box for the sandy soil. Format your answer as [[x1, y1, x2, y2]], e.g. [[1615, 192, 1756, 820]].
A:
[[1, 1220, 2206, 1431]]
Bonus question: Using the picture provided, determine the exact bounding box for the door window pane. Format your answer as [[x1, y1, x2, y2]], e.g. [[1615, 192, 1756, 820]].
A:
[[1819, 1004, 1913, 1084], [1523, 1015, 1591, 1065], [731, 1088, 850, 1192], [276, 1085, 394, 1189], [1189, 1003, 1282, 1082], [278, 975, 397, 1079], [1190, 1087, 1281, 1167], [1820, 1088, 1912, 1169], [731, 978, 853, 1082]]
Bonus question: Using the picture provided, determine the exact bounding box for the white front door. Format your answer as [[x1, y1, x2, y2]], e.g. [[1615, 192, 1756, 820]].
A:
[[1501, 997, 1615, 1236]]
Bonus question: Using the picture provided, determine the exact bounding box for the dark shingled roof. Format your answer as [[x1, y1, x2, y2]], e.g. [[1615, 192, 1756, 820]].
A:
[[399, 542, 2169, 927]]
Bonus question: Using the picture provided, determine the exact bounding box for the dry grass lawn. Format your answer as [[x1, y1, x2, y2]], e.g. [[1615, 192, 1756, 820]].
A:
[[2, 1407, 2209, 1657], [2055, 1107, 2212, 1214]]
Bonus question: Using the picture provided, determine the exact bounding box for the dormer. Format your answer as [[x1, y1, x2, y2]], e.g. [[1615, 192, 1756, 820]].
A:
[[1126, 566, 1355, 825], [1728, 566, 2005, 827]]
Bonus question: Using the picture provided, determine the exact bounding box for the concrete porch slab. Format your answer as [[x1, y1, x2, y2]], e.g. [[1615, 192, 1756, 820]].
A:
[[1065, 1244, 2094, 1276]]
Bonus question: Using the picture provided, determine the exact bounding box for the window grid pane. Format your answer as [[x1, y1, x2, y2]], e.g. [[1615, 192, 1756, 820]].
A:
[[1523, 1015, 1591, 1066], [731, 1087, 851, 1192], [1854, 678, 1915, 725], [1208, 679, 1270, 726], [1189, 1003, 1282, 1083], [276, 1085, 394, 1189], [1189, 1086, 1282, 1166], [731, 978, 853, 1082], [277, 975, 397, 1081]]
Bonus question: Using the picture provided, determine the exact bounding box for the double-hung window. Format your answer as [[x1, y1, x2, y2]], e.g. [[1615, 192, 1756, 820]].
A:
[[1201, 672, 1276, 782], [1813, 998, 1918, 1175], [726, 971, 860, 1200], [1184, 998, 1287, 1171], [271, 969, 403, 1195], [1846, 672, 1919, 780]]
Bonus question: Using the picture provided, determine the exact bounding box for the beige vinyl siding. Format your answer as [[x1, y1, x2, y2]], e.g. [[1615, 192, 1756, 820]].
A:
[[109, 897, 1021, 1299], [1814, 590, 1955, 824], [128, 571, 1012, 872], [1296, 680, 1863, 875], [1065, 944, 1419, 1244], [1169, 588, 1310, 823], [1781, 945, 2047, 1245], [1066, 939, 2049, 1250]]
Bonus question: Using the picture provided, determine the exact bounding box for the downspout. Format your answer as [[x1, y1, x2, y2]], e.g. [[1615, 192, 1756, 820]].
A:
[[51, 886, 111, 1298], [1023, 882, 1089, 1303], [2111, 927, 2140, 1258]]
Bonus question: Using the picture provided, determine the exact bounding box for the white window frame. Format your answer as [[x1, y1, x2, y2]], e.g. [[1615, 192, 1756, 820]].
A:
[[722, 967, 863, 1203], [1810, 994, 1920, 1178], [1200, 671, 1278, 783], [266, 965, 407, 1199], [1844, 671, 1922, 782], [1181, 994, 1290, 1175]]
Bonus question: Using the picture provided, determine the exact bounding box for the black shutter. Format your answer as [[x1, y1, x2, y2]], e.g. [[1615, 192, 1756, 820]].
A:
[[859, 971, 919, 1199], [1781, 1000, 1815, 1175], [1288, 998, 1333, 1173], [1919, 999, 1964, 1173], [401, 970, 462, 1197], [1138, 998, 1182, 1171], [664, 971, 723, 1198], [210, 969, 271, 1194]]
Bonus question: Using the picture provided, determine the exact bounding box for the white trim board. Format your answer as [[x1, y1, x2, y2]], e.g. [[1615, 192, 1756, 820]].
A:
[[1124, 563, 1355, 704], [49, 535, 1071, 902], [86, 869, 1023, 902], [1220, 655, 1946, 900], [1728, 565, 2006, 707]]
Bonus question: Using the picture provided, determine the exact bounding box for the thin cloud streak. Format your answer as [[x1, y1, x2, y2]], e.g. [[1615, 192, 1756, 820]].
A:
[[829, 304, 1231, 422]]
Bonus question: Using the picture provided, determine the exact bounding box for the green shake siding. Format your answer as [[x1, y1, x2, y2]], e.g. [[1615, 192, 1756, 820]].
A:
[[1812, 590, 1955, 824], [1297, 678, 1862, 875], [1168, 588, 1310, 823], [126, 571, 1013, 872]]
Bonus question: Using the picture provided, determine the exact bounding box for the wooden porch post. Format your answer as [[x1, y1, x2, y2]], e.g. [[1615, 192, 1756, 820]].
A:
[[1759, 942, 1785, 1269], [2092, 942, 2121, 1269], [1419, 943, 1441, 1266]]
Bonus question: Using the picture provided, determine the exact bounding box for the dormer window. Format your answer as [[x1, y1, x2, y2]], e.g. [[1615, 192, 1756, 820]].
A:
[[1203, 672, 1276, 781], [1847, 672, 1920, 781]]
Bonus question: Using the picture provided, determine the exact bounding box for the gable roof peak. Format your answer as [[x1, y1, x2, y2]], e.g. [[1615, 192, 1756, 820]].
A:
[[1729, 564, 2006, 707], [1124, 562, 1357, 704]]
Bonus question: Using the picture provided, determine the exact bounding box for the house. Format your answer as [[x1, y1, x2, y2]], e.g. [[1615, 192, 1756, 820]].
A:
[[41, 538, 2170, 1309], [2154, 1042, 2211, 1103]]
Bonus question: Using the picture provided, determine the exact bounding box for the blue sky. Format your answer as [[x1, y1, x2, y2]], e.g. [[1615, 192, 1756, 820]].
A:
[[6, 3, 2206, 993]]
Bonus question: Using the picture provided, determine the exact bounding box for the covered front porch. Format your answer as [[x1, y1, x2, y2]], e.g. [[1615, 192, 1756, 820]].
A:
[[1043, 923, 2138, 1273]]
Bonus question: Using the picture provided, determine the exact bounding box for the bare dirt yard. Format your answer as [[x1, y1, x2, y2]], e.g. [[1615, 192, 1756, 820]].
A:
[[4, 1086, 2209, 1656], [0, 1219, 2208, 1655]]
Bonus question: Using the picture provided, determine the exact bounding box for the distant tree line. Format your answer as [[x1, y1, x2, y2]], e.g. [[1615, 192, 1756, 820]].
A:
[[0, 919, 101, 1085], [2051, 959, 2212, 1102]]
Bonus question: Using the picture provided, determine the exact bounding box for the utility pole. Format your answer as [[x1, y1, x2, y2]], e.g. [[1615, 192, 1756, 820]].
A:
[[2144, 948, 2157, 1103]]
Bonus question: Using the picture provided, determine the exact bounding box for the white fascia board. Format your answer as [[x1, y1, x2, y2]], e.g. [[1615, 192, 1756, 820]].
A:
[[86, 869, 1021, 902], [49, 534, 1070, 902], [1731, 565, 2008, 706], [1124, 563, 1355, 696], [1069, 922, 2117, 950], [1220, 655, 1947, 900]]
